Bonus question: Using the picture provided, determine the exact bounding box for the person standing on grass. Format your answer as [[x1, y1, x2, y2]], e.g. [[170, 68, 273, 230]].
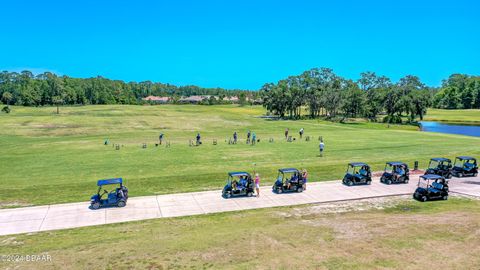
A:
[[247, 130, 251, 144], [254, 173, 261, 197], [302, 169, 308, 190], [285, 128, 289, 140], [319, 141, 325, 156], [299, 128, 304, 139], [196, 133, 201, 145], [159, 133, 164, 145], [233, 131, 238, 144], [251, 132, 256, 145]]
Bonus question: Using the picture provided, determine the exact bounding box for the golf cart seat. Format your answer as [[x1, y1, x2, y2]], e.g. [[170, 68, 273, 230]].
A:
[[107, 191, 118, 203], [237, 182, 246, 190], [430, 181, 443, 191], [465, 163, 475, 169]]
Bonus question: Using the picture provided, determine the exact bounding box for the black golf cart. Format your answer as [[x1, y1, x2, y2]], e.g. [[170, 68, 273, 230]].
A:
[[90, 178, 129, 209], [451, 156, 478, 178], [380, 162, 410, 185], [272, 168, 304, 193], [425, 157, 452, 179], [342, 162, 372, 186], [413, 174, 449, 202], [222, 172, 254, 198]]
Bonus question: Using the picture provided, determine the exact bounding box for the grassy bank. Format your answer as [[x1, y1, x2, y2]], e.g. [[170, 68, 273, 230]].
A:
[[424, 108, 480, 124]]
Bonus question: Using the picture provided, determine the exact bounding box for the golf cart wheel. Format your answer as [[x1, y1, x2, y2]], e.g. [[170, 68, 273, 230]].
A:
[[297, 187, 303, 193], [421, 196, 428, 202], [474, 173, 478, 177], [447, 173, 452, 179], [247, 192, 253, 197], [366, 180, 371, 185], [277, 188, 283, 194], [404, 179, 409, 184], [91, 202, 100, 210], [458, 173, 463, 178], [224, 192, 232, 199], [442, 195, 448, 200], [347, 181, 353, 186], [117, 200, 126, 207], [386, 179, 392, 185]]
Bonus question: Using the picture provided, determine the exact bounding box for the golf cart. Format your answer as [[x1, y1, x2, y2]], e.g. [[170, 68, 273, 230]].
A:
[[380, 162, 410, 185], [272, 168, 304, 193], [425, 158, 452, 179], [342, 162, 372, 186], [90, 178, 128, 209], [451, 156, 478, 178], [222, 172, 254, 198], [413, 174, 449, 202]]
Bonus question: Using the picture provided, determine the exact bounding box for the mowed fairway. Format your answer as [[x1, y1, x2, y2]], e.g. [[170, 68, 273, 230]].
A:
[[424, 108, 480, 124], [1, 105, 479, 206]]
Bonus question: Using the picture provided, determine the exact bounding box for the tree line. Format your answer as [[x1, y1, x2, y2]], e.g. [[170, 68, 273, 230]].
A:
[[260, 68, 479, 123], [0, 71, 253, 107], [433, 74, 480, 109]]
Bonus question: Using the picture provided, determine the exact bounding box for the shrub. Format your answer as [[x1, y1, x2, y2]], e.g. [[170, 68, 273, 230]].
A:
[[383, 115, 402, 124], [1, 106, 11, 114]]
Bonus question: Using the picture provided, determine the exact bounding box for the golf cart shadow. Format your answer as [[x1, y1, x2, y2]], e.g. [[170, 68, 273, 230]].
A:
[[88, 204, 127, 210], [225, 194, 258, 200], [462, 180, 480, 185]]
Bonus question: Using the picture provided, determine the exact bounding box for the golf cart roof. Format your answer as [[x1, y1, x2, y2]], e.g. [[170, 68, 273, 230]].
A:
[[386, 162, 407, 166], [228, 172, 251, 177], [97, 178, 122, 186], [420, 174, 443, 180], [431, 157, 450, 162], [278, 168, 299, 173], [349, 162, 369, 167], [456, 156, 476, 161]]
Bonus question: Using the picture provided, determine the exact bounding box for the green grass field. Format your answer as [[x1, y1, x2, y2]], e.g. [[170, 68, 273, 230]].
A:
[[1, 198, 479, 269], [1, 105, 479, 206], [424, 108, 480, 124]]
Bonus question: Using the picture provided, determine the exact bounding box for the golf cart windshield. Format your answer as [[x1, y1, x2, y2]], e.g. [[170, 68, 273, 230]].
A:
[[347, 165, 357, 174], [429, 159, 450, 169], [278, 168, 299, 182], [385, 163, 394, 173], [418, 177, 429, 189], [455, 158, 476, 168], [227, 172, 250, 186], [347, 164, 368, 175], [454, 159, 464, 167], [428, 160, 440, 169]]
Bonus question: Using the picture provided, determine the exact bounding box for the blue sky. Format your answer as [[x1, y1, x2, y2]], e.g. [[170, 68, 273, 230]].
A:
[[1, 0, 479, 89]]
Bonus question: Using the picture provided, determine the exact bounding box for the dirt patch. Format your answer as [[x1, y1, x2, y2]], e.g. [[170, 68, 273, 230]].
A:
[[0, 201, 33, 209], [275, 196, 410, 217], [0, 237, 24, 246], [278, 196, 479, 241]]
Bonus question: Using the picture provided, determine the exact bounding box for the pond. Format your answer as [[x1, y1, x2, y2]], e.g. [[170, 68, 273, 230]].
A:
[[420, 121, 480, 137]]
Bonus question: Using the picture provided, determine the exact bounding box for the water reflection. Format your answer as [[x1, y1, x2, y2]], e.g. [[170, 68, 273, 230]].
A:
[[420, 121, 480, 137]]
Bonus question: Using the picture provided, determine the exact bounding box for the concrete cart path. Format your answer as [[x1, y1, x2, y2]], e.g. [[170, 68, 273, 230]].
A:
[[0, 175, 479, 236]]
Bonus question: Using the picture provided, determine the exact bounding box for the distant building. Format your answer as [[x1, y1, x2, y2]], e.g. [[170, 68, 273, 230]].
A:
[[142, 96, 170, 103], [223, 96, 239, 103], [179, 95, 209, 103]]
